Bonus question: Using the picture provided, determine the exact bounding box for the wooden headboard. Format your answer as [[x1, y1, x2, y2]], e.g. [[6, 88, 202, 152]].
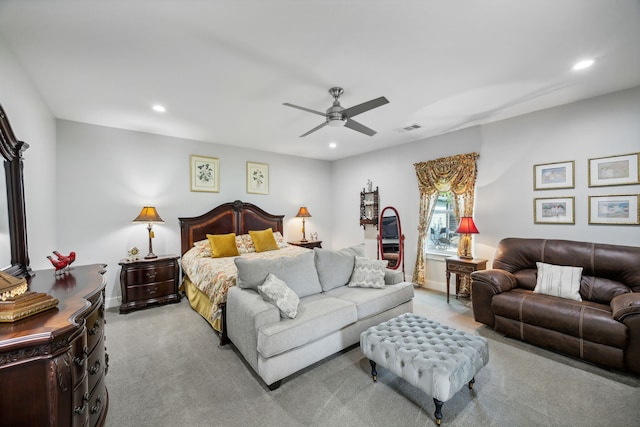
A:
[[178, 200, 285, 256]]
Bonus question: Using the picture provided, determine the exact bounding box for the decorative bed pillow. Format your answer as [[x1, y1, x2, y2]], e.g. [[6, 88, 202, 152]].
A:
[[239, 234, 256, 253], [206, 233, 240, 258], [249, 228, 279, 252], [348, 256, 388, 289], [258, 273, 300, 319], [534, 262, 583, 301], [273, 231, 288, 248], [235, 234, 250, 254], [235, 251, 322, 297], [193, 239, 212, 257], [314, 247, 357, 291]]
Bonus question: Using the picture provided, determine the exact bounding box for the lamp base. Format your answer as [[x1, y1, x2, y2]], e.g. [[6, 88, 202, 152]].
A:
[[144, 253, 158, 259], [458, 234, 473, 259]]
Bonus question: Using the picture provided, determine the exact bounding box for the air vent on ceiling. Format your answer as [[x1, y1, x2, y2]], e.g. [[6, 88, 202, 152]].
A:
[[396, 123, 422, 133]]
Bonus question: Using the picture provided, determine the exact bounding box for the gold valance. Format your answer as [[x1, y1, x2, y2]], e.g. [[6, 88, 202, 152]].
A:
[[414, 152, 479, 197]]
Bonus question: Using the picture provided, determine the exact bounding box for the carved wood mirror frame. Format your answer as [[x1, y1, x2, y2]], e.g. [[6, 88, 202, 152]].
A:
[[0, 103, 33, 277], [377, 206, 405, 279]]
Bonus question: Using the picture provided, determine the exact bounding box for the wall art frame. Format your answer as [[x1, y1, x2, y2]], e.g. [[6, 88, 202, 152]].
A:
[[533, 160, 575, 190], [190, 155, 220, 192], [588, 152, 639, 187], [533, 196, 575, 224], [588, 194, 639, 225], [246, 161, 269, 194]]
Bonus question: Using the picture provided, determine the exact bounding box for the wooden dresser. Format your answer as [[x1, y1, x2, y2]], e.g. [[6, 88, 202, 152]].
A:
[[0, 264, 109, 427]]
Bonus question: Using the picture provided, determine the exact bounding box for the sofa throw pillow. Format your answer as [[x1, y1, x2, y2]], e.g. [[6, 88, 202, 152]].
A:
[[258, 273, 300, 319], [534, 262, 583, 301], [206, 233, 239, 258], [348, 256, 388, 289], [249, 228, 280, 252], [235, 251, 322, 298], [314, 247, 357, 292]]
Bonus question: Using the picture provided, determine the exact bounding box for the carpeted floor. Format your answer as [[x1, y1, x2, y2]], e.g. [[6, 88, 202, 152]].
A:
[[104, 288, 640, 427]]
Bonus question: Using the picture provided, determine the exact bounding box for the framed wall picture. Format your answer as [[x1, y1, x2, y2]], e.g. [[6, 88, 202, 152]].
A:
[[246, 161, 269, 194], [190, 155, 220, 192], [533, 160, 575, 190], [534, 197, 575, 224], [588, 153, 639, 187], [588, 194, 639, 225]]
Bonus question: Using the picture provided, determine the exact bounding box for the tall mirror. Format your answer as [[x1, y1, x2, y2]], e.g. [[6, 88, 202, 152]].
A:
[[377, 206, 404, 279], [0, 103, 33, 278]]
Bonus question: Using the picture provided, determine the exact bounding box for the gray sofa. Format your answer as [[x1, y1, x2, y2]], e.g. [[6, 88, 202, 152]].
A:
[[226, 245, 414, 389]]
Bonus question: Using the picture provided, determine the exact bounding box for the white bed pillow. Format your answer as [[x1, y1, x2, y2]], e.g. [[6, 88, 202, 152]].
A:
[[258, 273, 300, 319], [534, 262, 583, 301], [348, 256, 388, 289]]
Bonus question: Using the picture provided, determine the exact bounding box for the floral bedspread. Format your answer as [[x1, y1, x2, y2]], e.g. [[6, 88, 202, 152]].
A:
[[181, 243, 310, 324]]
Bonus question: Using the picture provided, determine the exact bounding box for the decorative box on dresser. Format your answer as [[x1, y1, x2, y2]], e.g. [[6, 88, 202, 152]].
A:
[[0, 263, 109, 427], [119, 255, 180, 314]]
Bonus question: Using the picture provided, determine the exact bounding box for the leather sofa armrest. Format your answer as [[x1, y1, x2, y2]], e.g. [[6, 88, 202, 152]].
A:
[[611, 293, 640, 322], [470, 269, 517, 294]]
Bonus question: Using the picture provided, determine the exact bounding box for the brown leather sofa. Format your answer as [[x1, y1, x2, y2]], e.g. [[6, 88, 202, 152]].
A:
[[471, 237, 640, 375]]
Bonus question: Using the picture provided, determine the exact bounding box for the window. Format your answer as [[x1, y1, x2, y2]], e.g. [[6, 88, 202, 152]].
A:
[[426, 193, 459, 254]]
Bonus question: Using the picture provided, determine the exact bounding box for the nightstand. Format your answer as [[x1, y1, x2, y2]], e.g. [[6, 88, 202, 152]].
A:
[[119, 254, 181, 314], [445, 256, 487, 303], [288, 240, 322, 249]]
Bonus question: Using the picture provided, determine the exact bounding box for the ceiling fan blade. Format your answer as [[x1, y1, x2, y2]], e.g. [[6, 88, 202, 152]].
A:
[[342, 96, 389, 118], [344, 118, 377, 136], [300, 122, 328, 137], [283, 103, 327, 117]]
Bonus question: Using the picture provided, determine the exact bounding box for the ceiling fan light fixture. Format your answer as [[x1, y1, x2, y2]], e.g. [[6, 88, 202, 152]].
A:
[[327, 118, 346, 127]]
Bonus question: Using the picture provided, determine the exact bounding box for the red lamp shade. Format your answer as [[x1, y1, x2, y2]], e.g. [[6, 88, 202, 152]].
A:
[[456, 217, 479, 234]]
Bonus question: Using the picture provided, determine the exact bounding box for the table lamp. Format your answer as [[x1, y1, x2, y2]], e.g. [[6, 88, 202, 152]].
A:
[[295, 206, 312, 242], [133, 206, 164, 259], [456, 216, 479, 259]]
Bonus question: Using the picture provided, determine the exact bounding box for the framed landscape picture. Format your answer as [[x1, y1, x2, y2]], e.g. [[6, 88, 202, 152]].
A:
[[534, 197, 575, 224], [533, 160, 575, 190], [190, 155, 220, 192], [588, 194, 639, 225], [588, 153, 639, 187], [246, 161, 269, 194]]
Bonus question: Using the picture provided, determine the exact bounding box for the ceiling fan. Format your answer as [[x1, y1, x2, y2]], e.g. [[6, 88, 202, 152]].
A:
[[283, 87, 389, 137]]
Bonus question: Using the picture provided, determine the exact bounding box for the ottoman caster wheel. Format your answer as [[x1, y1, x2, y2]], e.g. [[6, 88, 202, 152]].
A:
[[369, 359, 378, 383], [433, 398, 443, 425]]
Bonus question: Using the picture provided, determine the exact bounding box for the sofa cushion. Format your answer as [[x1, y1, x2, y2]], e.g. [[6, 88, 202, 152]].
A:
[[348, 256, 388, 289], [314, 247, 357, 292], [326, 281, 414, 320], [534, 262, 582, 301], [580, 276, 630, 304], [235, 251, 322, 298], [258, 273, 300, 319], [256, 293, 357, 358]]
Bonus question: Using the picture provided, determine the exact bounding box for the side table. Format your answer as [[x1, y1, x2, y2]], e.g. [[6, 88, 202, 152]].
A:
[[287, 240, 322, 249], [119, 254, 181, 313], [445, 256, 487, 303]]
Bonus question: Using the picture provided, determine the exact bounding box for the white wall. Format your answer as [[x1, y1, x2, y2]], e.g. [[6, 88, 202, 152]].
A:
[[55, 120, 332, 307], [0, 36, 57, 271], [332, 86, 640, 293]]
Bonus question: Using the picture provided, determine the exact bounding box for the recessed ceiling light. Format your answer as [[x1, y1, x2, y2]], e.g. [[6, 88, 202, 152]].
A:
[[152, 104, 166, 113], [329, 142, 337, 149], [572, 59, 595, 71]]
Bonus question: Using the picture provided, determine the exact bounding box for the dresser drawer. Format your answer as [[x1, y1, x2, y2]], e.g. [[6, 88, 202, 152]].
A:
[[72, 378, 90, 427], [70, 332, 89, 386], [126, 280, 176, 302], [87, 333, 105, 394], [86, 304, 104, 353], [448, 262, 476, 274], [89, 375, 107, 427], [126, 263, 175, 285]]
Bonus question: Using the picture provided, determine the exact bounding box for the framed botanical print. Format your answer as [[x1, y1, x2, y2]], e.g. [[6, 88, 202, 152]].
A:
[[246, 161, 269, 194], [534, 197, 575, 224], [533, 160, 575, 190], [588, 153, 639, 187], [190, 155, 220, 192], [588, 194, 639, 225]]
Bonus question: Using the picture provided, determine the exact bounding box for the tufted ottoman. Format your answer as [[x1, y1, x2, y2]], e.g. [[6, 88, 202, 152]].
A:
[[360, 313, 489, 425]]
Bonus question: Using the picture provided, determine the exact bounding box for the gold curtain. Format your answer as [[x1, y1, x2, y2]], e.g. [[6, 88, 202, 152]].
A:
[[412, 152, 479, 286]]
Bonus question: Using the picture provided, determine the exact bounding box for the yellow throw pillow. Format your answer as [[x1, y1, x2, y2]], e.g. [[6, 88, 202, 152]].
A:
[[249, 228, 279, 252], [206, 233, 240, 258]]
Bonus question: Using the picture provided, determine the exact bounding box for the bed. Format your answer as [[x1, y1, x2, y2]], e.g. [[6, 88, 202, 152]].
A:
[[179, 200, 309, 344]]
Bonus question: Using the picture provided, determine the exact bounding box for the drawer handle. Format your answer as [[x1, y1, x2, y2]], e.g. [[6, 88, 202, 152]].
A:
[[146, 286, 158, 295], [74, 392, 90, 415], [73, 346, 89, 366], [88, 319, 101, 336], [89, 359, 101, 375], [146, 271, 157, 280], [90, 395, 103, 415]]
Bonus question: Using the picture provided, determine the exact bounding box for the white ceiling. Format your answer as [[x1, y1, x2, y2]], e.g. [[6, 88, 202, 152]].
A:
[[1, 0, 639, 161]]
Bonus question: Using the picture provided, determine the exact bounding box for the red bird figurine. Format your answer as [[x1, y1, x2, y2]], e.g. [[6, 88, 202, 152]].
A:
[[47, 255, 69, 275], [53, 251, 76, 270]]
